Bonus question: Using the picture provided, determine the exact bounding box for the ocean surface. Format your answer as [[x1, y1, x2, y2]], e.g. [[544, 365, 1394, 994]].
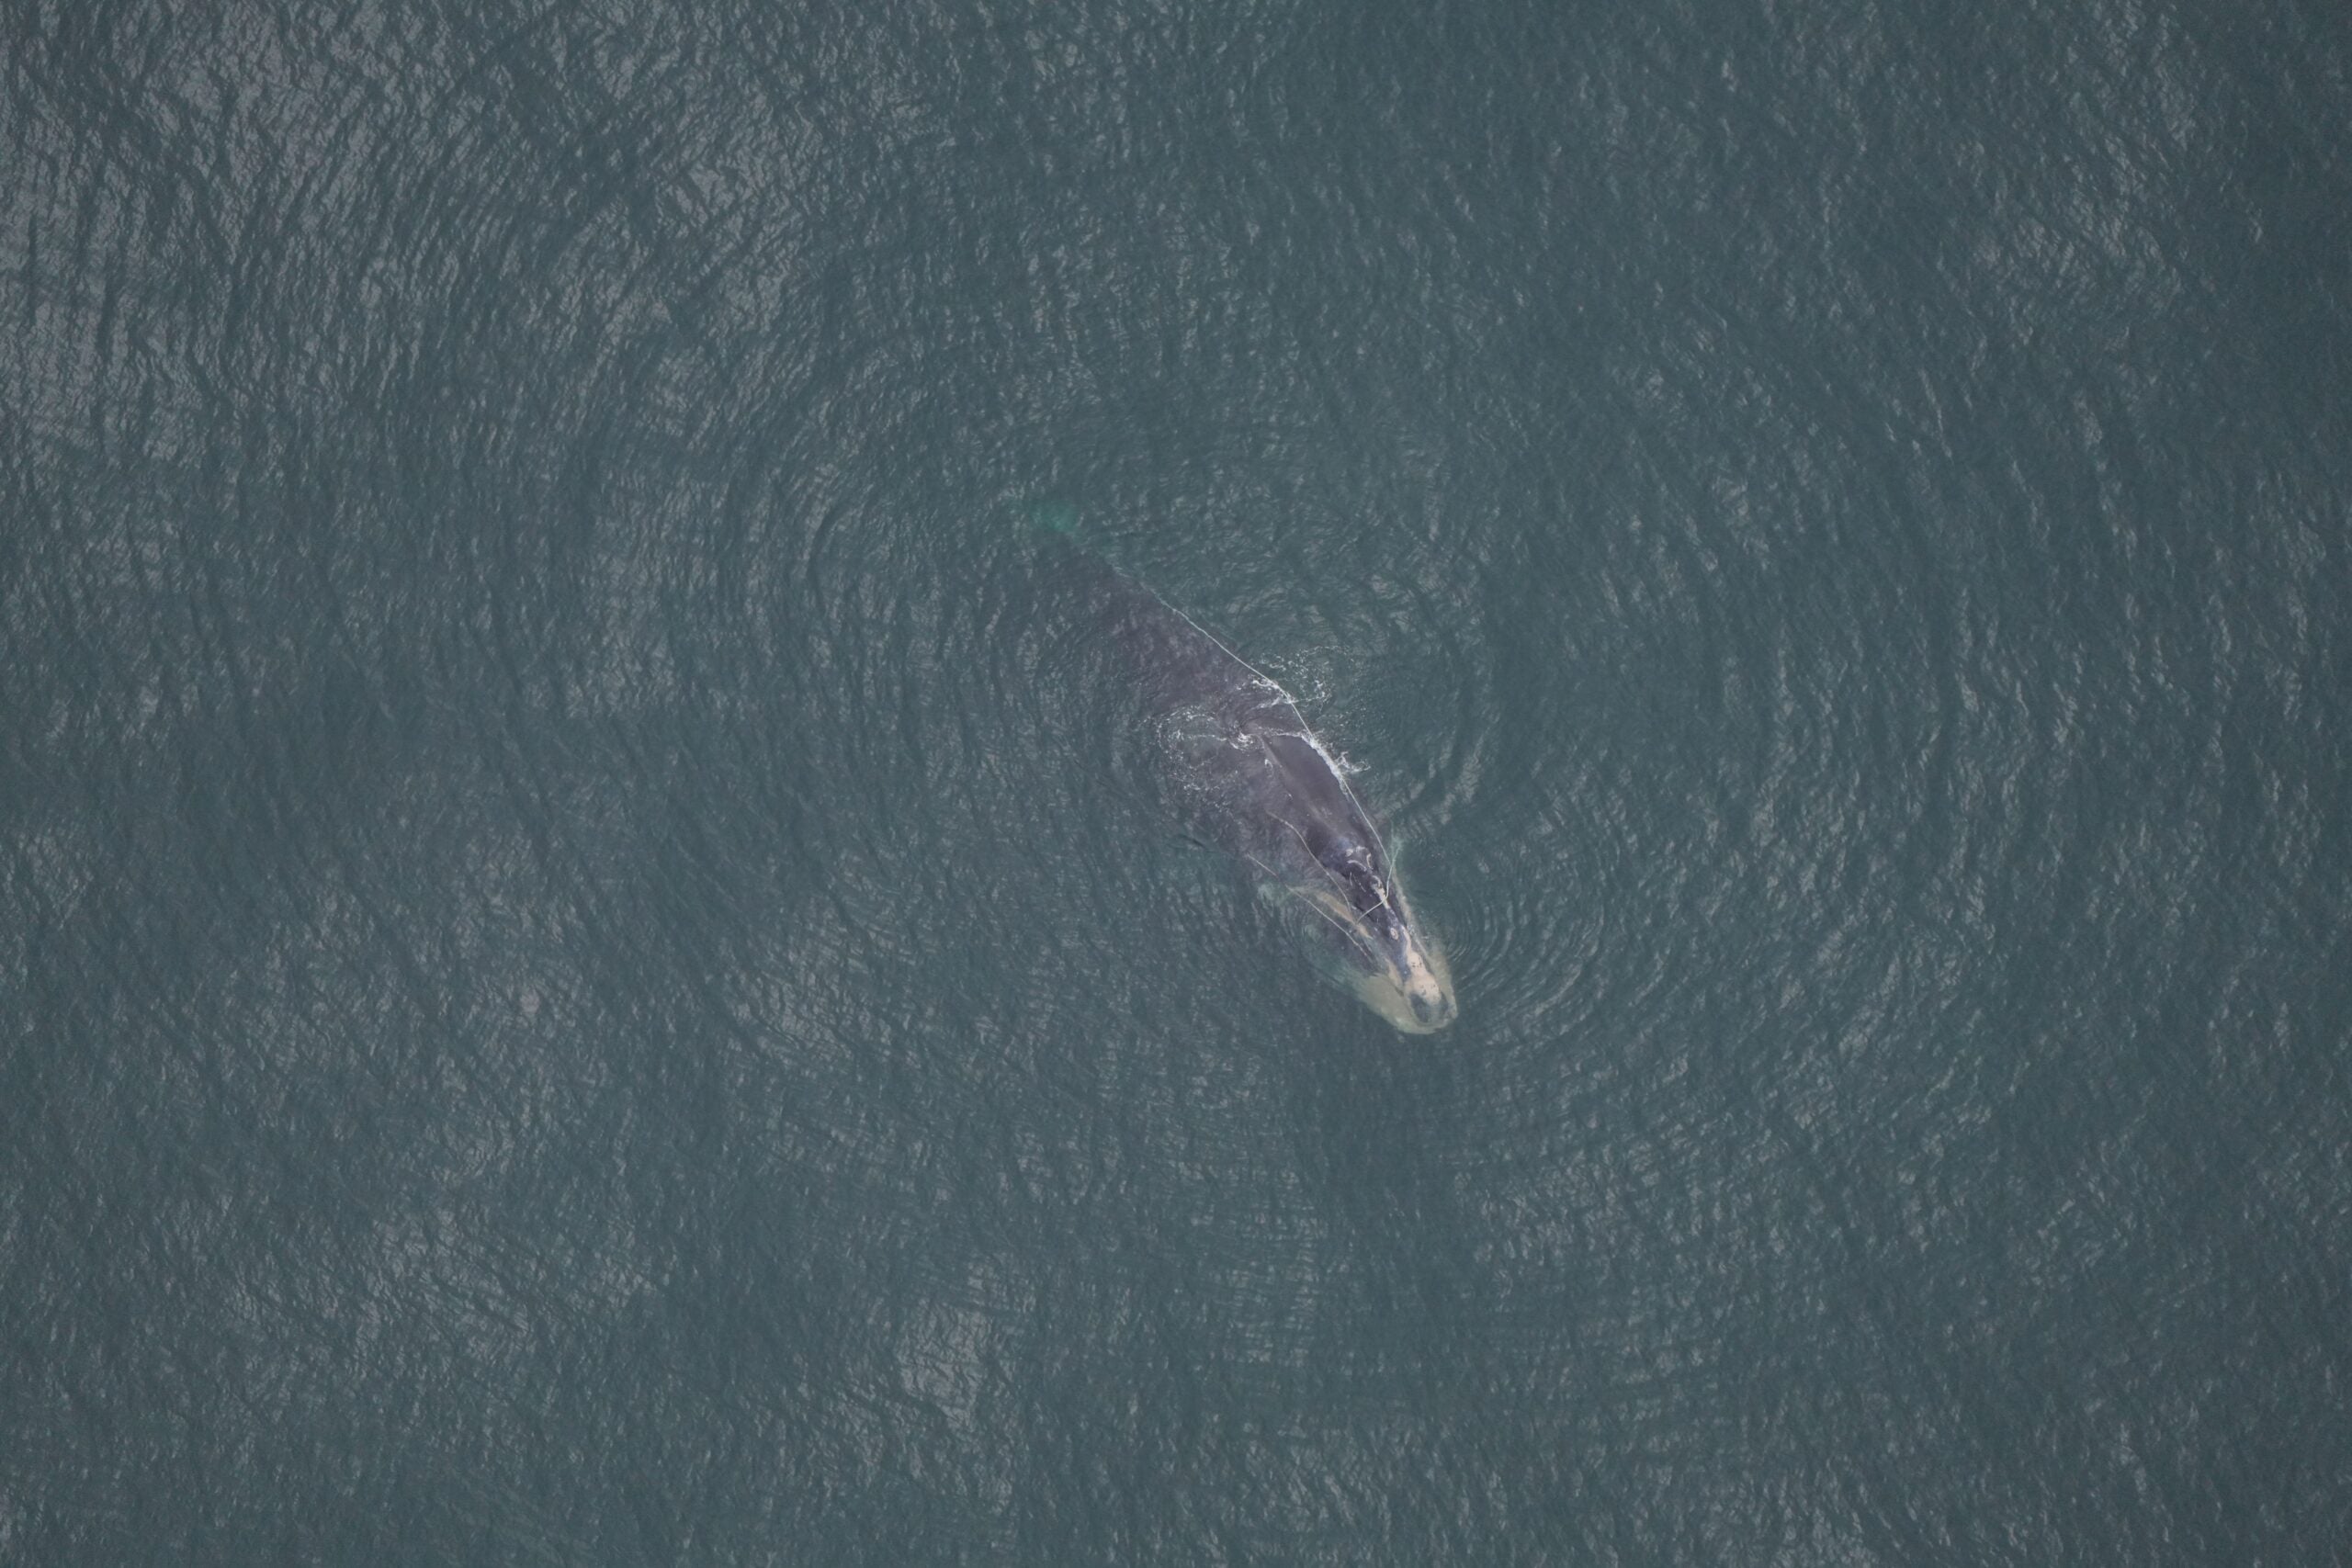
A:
[[5, 0, 2348, 1562]]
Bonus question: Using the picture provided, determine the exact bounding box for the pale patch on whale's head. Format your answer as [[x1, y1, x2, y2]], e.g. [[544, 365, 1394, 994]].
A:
[[1287, 830, 1459, 1033], [1340, 902, 1456, 1033]]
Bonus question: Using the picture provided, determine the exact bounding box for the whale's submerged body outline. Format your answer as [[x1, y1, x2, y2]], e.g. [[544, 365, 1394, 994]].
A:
[[1068, 548, 1457, 1032]]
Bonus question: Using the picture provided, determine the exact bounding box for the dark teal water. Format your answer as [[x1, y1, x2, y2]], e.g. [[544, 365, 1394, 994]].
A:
[[6, 1, 2348, 1562]]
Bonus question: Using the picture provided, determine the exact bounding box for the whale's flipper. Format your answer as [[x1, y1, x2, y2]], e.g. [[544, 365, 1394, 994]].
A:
[[1025, 501, 1082, 538]]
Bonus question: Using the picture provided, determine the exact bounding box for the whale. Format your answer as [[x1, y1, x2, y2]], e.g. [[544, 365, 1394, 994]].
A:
[[1054, 542, 1457, 1032]]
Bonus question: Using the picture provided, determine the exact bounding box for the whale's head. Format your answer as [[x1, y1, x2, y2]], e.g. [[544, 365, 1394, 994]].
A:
[[1296, 829, 1458, 1033]]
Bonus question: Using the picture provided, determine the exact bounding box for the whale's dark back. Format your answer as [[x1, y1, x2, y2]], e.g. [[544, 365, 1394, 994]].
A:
[[1049, 542, 1388, 890], [1067, 548, 1262, 720]]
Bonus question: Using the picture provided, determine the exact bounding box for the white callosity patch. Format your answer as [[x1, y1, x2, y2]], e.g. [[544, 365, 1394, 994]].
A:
[[1340, 885, 1457, 1036]]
